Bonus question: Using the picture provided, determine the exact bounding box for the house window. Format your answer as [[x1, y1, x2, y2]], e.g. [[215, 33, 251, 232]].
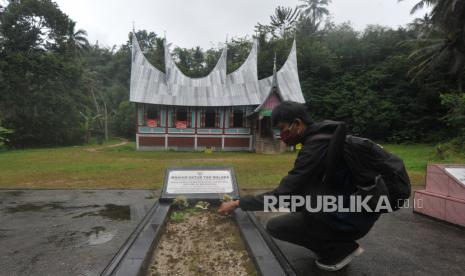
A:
[[205, 108, 216, 128], [146, 105, 159, 127], [233, 108, 244, 128], [175, 108, 188, 128]]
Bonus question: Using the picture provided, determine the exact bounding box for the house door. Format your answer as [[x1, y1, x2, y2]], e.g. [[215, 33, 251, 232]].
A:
[[259, 117, 273, 138]]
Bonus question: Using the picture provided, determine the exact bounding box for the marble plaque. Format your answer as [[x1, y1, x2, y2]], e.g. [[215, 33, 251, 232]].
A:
[[445, 168, 465, 186], [166, 170, 233, 194]]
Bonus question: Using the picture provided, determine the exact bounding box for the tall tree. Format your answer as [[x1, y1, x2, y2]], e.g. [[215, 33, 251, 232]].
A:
[[226, 37, 252, 73], [0, 0, 86, 147], [64, 20, 89, 55], [269, 6, 300, 38], [408, 0, 437, 14], [133, 30, 165, 72], [297, 0, 331, 34], [405, 0, 465, 91], [0, 0, 69, 52], [408, 13, 434, 38]]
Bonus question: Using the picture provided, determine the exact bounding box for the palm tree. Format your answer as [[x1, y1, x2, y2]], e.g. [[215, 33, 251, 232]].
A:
[[408, 0, 438, 14], [408, 13, 434, 38], [269, 6, 300, 38], [407, 0, 465, 30], [298, 0, 331, 33], [65, 20, 89, 55], [404, 0, 465, 91]]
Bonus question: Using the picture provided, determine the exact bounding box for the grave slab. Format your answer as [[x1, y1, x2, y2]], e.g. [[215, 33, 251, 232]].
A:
[[103, 167, 294, 276], [414, 164, 465, 227]]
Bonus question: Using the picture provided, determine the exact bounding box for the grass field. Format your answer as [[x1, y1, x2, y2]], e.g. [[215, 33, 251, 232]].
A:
[[0, 141, 463, 189]]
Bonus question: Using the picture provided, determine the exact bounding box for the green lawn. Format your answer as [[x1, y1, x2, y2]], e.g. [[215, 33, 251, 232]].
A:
[[0, 141, 463, 189], [384, 144, 464, 186]]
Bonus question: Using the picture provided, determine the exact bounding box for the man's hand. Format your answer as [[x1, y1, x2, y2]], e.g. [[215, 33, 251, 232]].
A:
[[218, 200, 240, 215]]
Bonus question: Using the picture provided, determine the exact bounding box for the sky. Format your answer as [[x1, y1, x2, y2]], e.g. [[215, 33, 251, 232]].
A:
[[53, 0, 429, 49]]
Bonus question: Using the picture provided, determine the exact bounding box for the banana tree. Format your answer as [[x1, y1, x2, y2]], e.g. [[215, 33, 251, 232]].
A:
[[79, 110, 102, 144], [0, 125, 13, 147]]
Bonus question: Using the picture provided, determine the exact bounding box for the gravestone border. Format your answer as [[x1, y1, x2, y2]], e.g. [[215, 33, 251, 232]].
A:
[[101, 167, 295, 276]]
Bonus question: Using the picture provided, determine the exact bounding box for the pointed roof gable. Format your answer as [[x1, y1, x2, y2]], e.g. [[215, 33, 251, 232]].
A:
[[130, 34, 305, 107], [129, 33, 169, 104], [258, 39, 305, 105], [164, 40, 227, 86]]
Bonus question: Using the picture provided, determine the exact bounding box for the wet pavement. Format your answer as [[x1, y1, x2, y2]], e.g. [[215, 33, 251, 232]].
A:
[[0, 189, 157, 276], [0, 189, 464, 276], [255, 201, 465, 276]]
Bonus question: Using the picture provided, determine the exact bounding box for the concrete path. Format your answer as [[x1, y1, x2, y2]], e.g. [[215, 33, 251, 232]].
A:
[[255, 203, 465, 276], [84, 138, 129, 153], [0, 189, 156, 276], [0, 189, 464, 276]]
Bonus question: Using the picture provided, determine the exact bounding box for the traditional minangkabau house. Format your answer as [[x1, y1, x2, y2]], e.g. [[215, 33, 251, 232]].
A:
[[129, 33, 305, 152]]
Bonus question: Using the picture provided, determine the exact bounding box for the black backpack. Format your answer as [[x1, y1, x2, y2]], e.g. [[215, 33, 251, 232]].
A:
[[344, 135, 411, 211], [316, 123, 411, 212]]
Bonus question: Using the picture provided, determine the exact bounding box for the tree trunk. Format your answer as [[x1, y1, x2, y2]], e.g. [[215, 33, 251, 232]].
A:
[[103, 101, 108, 142], [90, 88, 104, 131], [85, 121, 90, 143]]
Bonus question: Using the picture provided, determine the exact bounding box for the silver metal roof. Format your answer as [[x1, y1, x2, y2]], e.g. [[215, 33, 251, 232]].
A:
[[130, 33, 305, 107], [258, 41, 305, 104]]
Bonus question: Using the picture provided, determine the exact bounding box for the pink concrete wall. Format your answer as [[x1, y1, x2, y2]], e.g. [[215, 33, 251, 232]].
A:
[[446, 199, 465, 226], [414, 191, 446, 220], [414, 190, 465, 227], [415, 164, 465, 227], [426, 164, 465, 200], [426, 165, 449, 196], [449, 177, 465, 201]]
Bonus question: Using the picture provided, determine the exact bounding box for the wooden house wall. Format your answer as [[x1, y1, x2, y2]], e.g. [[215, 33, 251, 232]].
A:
[[136, 104, 254, 150]]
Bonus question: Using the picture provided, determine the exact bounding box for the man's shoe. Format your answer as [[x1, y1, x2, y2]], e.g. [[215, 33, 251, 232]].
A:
[[315, 243, 364, 271]]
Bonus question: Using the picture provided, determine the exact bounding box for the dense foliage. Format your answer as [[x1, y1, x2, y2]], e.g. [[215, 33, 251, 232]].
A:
[[0, 0, 463, 148]]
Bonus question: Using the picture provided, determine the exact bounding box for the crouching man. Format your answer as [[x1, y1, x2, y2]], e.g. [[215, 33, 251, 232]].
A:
[[218, 101, 381, 271]]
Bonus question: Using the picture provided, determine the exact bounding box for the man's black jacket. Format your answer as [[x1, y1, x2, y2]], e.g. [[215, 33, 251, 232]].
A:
[[239, 120, 379, 233]]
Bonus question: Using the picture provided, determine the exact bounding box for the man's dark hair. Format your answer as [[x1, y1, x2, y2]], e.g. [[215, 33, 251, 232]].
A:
[[271, 101, 313, 127]]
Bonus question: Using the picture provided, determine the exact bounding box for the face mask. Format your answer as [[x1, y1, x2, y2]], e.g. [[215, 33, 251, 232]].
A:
[[280, 123, 300, 146]]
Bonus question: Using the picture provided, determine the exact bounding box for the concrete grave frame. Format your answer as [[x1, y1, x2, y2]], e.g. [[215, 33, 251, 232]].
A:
[[101, 167, 296, 276], [414, 164, 465, 227]]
